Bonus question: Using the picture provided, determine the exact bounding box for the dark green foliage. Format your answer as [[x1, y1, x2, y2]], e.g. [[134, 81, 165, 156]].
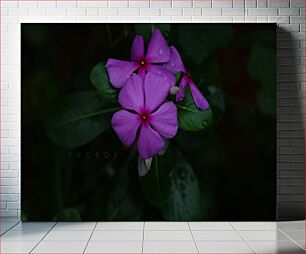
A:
[[248, 45, 276, 115], [22, 24, 276, 221], [46, 91, 119, 148], [139, 147, 173, 207], [177, 88, 213, 131], [53, 208, 82, 222], [162, 150, 202, 220], [135, 23, 171, 42], [107, 155, 143, 220], [205, 85, 225, 123], [176, 24, 233, 64], [90, 62, 118, 103]]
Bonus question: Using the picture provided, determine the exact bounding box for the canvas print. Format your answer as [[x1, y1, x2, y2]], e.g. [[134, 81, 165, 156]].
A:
[[22, 24, 276, 221]]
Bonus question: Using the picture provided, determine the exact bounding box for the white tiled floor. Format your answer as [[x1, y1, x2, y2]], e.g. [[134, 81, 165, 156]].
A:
[[91, 230, 143, 241], [0, 219, 304, 253], [192, 230, 243, 241]]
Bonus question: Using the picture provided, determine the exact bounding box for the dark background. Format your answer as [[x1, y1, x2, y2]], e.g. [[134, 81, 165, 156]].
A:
[[21, 24, 276, 221]]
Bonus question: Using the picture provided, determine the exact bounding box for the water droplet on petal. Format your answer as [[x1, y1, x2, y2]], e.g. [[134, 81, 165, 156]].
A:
[[158, 48, 163, 55], [171, 62, 175, 67], [170, 86, 180, 95]]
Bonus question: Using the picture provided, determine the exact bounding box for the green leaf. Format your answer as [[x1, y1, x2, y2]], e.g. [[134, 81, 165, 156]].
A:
[[162, 150, 202, 220], [46, 91, 119, 148], [107, 155, 143, 220], [90, 62, 118, 103], [53, 208, 81, 222], [177, 24, 233, 64], [177, 88, 213, 131], [205, 85, 225, 123], [139, 147, 173, 207], [247, 45, 276, 115], [135, 23, 171, 42], [175, 72, 183, 83]]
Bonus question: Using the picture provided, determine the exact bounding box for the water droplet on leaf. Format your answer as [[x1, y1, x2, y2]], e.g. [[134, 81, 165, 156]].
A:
[[177, 167, 187, 180], [180, 183, 186, 191]]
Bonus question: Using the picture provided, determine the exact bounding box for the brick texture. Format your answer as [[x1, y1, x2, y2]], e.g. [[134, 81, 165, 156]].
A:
[[0, 0, 305, 220]]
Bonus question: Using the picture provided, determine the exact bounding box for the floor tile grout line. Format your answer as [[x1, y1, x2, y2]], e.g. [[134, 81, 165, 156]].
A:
[[141, 221, 145, 254], [273, 229, 305, 232], [276, 227, 305, 251], [229, 222, 256, 254], [268, 221, 277, 229], [141, 229, 192, 231], [1, 221, 304, 253], [29, 222, 57, 254], [187, 221, 199, 254], [86, 240, 254, 242], [14, 228, 300, 232], [83, 221, 97, 254], [0, 220, 21, 236], [94, 229, 184, 231]]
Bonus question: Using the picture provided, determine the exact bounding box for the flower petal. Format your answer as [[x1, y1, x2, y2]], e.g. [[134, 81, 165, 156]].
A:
[[138, 124, 165, 159], [147, 64, 176, 89], [150, 101, 178, 139], [131, 35, 145, 61], [189, 81, 210, 110], [144, 72, 170, 113], [112, 110, 140, 146], [138, 67, 146, 80], [138, 156, 152, 176], [176, 76, 188, 101], [119, 74, 144, 113], [146, 29, 170, 63], [106, 58, 139, 88], [165, 46, 186, 73]]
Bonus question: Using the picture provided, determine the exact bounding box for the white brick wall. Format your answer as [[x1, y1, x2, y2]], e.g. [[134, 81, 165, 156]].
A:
[[0, 0, 305, 219]]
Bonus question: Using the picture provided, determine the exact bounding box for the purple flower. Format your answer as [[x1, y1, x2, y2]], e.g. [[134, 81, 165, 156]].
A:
[[106, 29, 176, 89], [165, 46, 209, 111], [112, 72, 178, 159]]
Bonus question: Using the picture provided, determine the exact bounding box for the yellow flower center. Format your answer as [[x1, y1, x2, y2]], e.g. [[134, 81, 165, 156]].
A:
[[141, 113, 148, 120]]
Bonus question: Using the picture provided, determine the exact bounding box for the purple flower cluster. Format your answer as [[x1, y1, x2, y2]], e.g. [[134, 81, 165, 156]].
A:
[[106, 29, 175, 89], [106, 29, 209, 159]]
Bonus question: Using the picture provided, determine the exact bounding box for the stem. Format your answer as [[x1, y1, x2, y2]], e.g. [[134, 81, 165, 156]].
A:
[[155, 156, 161, 199], [112, 33, 126, 47], [108, 195, 128, 221], [112, 26, 129, 48], [108, 150, 136, 220], [59, 107, 121, 126], [106, 24, 113, 46]]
